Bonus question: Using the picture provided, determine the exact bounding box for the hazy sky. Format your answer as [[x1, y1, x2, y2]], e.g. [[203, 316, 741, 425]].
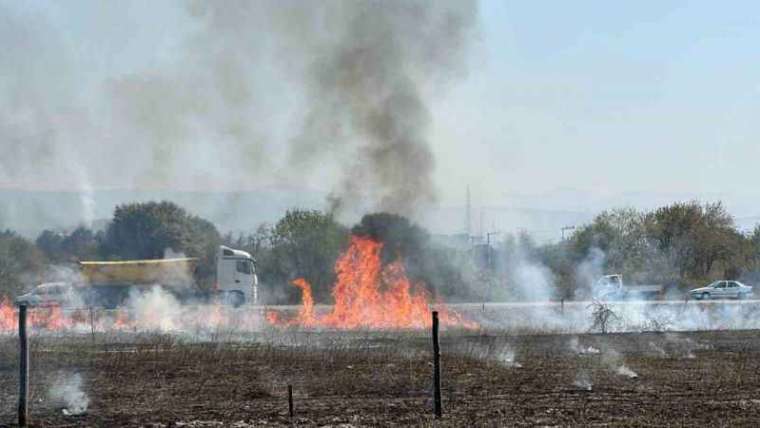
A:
[[2, 1, 759, 216], [436, 1, 760, 209]]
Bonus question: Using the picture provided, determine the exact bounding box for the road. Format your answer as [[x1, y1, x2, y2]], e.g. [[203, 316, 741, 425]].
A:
[[252, 299, 760, 311], [448, 299, 760, 309]]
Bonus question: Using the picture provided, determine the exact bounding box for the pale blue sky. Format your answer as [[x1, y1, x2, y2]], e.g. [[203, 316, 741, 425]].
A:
[[435, 1, 760, 211], [2, 1, 759, 218]]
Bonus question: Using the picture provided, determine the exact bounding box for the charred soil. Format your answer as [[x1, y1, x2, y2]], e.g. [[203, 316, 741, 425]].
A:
[[1, 330, 759, 426]]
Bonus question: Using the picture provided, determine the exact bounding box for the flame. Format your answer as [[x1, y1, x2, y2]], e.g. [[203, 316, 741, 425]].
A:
[[292, 278, 317, 326], [0, 297, 74, 332], [268, 235, 476, 330], [30, 305, 71, 330], [0, 297, 15, 331]]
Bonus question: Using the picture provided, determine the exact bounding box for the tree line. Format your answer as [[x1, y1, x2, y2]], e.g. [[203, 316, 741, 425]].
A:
[[1, 200, 760, 302], [495, 201, 760, 300]]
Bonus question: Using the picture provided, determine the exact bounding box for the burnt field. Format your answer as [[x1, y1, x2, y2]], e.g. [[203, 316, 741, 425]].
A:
[[1, 328, 760, 427]]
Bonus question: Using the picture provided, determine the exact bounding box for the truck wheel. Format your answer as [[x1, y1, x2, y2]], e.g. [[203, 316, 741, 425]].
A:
[[701, 292, 710, 300], [738, 292, 746, 300]]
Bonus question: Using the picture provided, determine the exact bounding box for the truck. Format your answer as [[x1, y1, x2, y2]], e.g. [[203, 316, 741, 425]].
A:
[[15, 245, 258, 308], [593, 274, 663, 301]]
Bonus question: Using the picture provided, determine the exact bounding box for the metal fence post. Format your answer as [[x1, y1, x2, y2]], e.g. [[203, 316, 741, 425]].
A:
[[432, 311, 442, 418], [18, 304, 29, 427]]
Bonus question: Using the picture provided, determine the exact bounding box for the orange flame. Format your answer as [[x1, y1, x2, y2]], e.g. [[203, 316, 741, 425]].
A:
[[268, 235, 476, 330], [0, 297, 74, 332], [0, 297, 15, 331]]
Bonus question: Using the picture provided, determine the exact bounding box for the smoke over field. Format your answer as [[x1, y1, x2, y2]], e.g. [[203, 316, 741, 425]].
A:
[[0, 1, 478, 226], [3, 2, 760, 426]]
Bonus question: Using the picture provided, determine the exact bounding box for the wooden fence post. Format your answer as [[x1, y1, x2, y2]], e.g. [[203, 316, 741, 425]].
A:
[[432, 311, 442, 418], [18, 304, 29, 427]]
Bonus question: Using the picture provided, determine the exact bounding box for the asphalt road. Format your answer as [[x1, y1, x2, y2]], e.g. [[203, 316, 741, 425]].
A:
[[449, 299, 760, 308], [250, 298, 760, 311]]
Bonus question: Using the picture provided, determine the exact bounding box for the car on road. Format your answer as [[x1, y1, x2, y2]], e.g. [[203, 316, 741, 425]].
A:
[[14, 282, 81, 307], [689, 280, 753, 300]]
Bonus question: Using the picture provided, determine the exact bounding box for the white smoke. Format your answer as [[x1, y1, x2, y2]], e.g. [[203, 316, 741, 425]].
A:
[[573, 371, 593, 391], [49, 372, 89, 416], [602, 349, 638, 379], [574, 247, 606, 300], [76, 169, 95, 227], [0, 1, 480, 229], [615, 365, 638, 379], [494, 347, 521, 368], [568, 337, 600, 355], [126, 286, 183, 332], [649, 341, 667, 357], [500, 236, 557, 302]]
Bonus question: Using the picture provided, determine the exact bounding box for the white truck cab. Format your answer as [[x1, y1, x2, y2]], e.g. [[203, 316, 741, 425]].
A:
[[216, 245, 258, 305]]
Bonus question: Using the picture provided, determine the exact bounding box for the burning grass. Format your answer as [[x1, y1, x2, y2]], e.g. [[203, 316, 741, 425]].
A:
[[266, 236, 477, 330]]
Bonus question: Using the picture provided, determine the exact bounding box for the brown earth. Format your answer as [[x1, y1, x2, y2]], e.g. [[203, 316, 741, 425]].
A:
[[1, 329, 760, 427]]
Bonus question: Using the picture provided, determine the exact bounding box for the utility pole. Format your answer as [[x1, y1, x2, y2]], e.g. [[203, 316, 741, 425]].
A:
[[18, 304, 28, 427], [479, 209, 485, 242], [561, 225, 576, 240], [465, 185, 471, 240], [486, 231, 500, 270]]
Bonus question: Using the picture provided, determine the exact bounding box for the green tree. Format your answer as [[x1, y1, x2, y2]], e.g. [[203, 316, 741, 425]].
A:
[[60, 227, 100, 261], [0, 230, 45, 298], [100, 201, 222, 288], [35, 229, 65, 262], [647, 201, 740, 279], [264, 210, 348, 303]]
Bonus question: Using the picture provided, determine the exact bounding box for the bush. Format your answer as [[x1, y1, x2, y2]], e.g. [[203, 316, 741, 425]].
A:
[[0, 230, 45, 297]]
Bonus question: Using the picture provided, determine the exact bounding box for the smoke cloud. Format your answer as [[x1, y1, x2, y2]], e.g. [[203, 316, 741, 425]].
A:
[[289, 1, 478, 216], [0, 1, 479, 228], [48, 372, 89, 416]]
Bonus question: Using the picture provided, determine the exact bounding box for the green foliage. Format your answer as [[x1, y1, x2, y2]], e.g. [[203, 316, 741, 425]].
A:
[[9, 198, 760, 303], [555, 201, 750, 291], [0, 230, 44, 297], [256, 209, 348, 303], [36, 227, 100, 262], [100, 201, 221, 288], [568, 208, 666, 283], [647, 201, 742, 280], [35, 229, 65, 261]]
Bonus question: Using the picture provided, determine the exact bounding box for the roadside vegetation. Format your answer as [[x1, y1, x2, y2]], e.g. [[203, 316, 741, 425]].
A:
[[2, 200, 760, 303]]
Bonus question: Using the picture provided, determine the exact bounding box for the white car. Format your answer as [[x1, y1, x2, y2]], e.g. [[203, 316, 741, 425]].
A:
[[689, 280, 753, 300], [14, 282, 80, 307]]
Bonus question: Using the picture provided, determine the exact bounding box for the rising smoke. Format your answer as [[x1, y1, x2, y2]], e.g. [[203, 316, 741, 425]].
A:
[[289, 1, 479, 216], [0, 1, 479, 228], [48, 372, 89, 415]]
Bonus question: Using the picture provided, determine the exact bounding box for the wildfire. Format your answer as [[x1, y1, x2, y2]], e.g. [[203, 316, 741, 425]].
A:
[[0, 297, 14, 331], [0, 296, 252, 334], [0, 297, 77, 332], [267, 235, 477, 330]]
